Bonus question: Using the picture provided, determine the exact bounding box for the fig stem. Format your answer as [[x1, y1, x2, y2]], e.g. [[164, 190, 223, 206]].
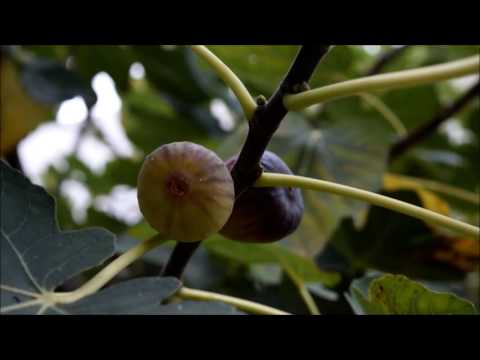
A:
[[256, 173, 479, 238], [162, 240, 201, 278], [48, 234, 168, 304], [178, 287, 291, 315], [384, 173, 480, 206], [284, 55, 479, 111], [191, 45, 257, 120]]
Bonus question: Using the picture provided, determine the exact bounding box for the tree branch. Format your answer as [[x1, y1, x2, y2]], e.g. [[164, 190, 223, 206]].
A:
[[162, 45, 331, 279], [284, 56, 479, 111], [231, 45, 331, 197], [389, 81, 479, 161]]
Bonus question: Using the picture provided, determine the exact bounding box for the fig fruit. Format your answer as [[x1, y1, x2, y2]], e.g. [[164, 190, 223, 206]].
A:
[[137, 142, 235, 242], [220, 151, 304, 243]]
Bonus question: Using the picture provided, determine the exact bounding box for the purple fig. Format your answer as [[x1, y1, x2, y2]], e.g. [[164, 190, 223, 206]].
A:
[[220, 151, 304, 243]]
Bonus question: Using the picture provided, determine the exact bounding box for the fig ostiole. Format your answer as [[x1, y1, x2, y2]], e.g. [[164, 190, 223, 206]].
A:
[[220, 150, 304, 243], [137, 142, 235, 242]]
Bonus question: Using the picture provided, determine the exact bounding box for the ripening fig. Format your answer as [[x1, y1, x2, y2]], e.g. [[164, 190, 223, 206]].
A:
[[220, 151, 304, 243], [137, 142, 235, 242]]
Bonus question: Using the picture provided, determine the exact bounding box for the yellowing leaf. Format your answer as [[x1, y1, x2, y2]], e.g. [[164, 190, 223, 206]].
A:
[[383, 173, 450, 216], [0, 58, 52, 154], [432, 235, 480, 272]]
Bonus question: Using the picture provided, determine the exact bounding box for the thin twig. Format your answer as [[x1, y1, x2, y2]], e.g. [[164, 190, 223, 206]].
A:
[[284, 56, 479, 111], [257, 173, 479, 238], [231, 45, 331, 197], [366, 46, 411, 76], [389, 82, 479, 161]]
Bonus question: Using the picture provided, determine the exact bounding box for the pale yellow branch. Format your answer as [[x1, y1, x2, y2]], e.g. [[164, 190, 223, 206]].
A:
[[51, 235, 167, 304], [178, 287, 291, 315], [256, 173, 479, 238], [284, 56, 480, 110], [191, 45, 257, 120]]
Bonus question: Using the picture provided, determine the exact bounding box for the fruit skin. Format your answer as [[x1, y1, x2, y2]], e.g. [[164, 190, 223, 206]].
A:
[[220, 151, 304, 243], [137, 142, 234, 242]]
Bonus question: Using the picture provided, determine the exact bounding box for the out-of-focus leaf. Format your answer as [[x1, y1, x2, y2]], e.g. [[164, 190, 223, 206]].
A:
[[382, 85, 442, 131], [69, 45, 135, 93], [320, 190, 474, 280], [88, 157, 141, 196], [131, 45, 213, 104], [347, 273, 477, 314], [248, 264, 284, 286], [426, 45, 480, 64], [85, 208, 129, 234], [0, 161, 115, 312], [204, 235, 340, 287], [122, 85, 219, 155], [0, 57, 52, 154], [22, 45, 70, 62], [20, 58, 97, 107]]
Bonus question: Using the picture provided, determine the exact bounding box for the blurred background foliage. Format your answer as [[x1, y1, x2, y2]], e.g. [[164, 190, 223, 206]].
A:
[[1, 45, 478, 314]]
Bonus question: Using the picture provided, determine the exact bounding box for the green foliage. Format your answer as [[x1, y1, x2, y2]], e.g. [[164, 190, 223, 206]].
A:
[[0, 161, 241, 315], [219, 97, 393, 256], [319, 190, 469, 280], [204, 235, 340, 287], [1, 160, 115, 308], [69, 45, 135, 93], [347, 273, 477, 315], [3, 45, 479, 315], [122, 84, 221, 155], [20, 56, 97, 108]]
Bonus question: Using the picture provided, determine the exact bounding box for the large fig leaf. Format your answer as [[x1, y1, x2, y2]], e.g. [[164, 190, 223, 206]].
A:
[[0, 160, 115, 311], [1, 161, 242, 315]]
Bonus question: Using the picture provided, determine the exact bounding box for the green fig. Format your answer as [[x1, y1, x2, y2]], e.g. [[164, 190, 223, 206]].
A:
[[137, 142, 235, 242]]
